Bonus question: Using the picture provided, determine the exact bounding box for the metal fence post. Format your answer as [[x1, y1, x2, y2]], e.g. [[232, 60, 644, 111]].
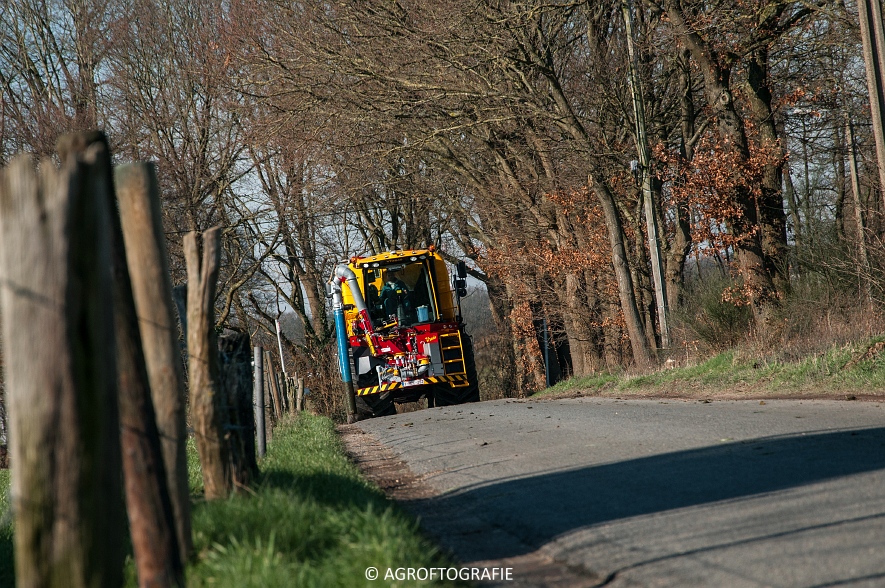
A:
[[253, 346, 266, 458]]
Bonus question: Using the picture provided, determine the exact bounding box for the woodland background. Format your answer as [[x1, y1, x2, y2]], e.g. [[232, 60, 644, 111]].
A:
[[1, 0, 883, 425]]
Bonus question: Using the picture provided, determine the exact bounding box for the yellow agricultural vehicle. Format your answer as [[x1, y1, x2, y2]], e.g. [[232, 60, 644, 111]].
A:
[[327, 247, 479, 419]]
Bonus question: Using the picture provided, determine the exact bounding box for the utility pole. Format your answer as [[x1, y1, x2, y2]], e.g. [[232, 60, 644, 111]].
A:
[[857, 0, 885, 208], [622, 0, 670, 349], [845, 114, 873, 307]]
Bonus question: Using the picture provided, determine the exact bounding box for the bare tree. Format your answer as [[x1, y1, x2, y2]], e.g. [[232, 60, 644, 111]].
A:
[[0, 0, 119, 160]]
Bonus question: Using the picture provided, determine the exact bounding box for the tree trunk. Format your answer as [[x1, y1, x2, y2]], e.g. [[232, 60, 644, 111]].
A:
[[116, 162, 193, 563], [667, 49, 695, 311], [742, 48, 789, 287], [665, 3, 777, 321], [629, 210, 657, 351], [484, 273, 518, 395], [857, 0, 885, 208], [665, 203, 691, 312], [540, 32, 653, 367], [846, 117, 873, 306], [561, 272, 602, 377], [0, 143, 125, 587], [832, 121, 847, 242], [561, 274, 586, 377], [185, 227, 232, 500], [783, 164, 802, 253], [504, 277, 546, 396], [584, 270, 607, 370], [589, 176, 653, 367], [603, 303, 628, 369]]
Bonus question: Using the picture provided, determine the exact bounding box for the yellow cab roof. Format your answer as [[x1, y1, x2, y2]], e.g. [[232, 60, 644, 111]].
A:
[[351, 249, 438, 266]]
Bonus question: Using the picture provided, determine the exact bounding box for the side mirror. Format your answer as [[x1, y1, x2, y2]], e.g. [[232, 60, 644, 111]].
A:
[[324, 282, 334, 299], [454, 261, 468, 297]]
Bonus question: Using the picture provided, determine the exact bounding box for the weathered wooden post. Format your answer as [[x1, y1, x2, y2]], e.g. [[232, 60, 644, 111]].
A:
[[253, 346, 266, 458], [275, 370, 288, 414], [263, 350, 281, 421], [0, 138, 125, 586], [185, 226, 232, 499], [296, 377, 305, 412], [219, 332, 258, 487], [60, 133, 183, 586], [273, 364, 285, 416], [116, 162, 193, 562], [286, 376, 297, 415]]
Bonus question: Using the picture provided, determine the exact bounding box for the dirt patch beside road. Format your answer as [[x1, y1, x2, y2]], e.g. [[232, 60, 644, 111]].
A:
[[338, 423, 602, 588], [338, 424, 435, 502]]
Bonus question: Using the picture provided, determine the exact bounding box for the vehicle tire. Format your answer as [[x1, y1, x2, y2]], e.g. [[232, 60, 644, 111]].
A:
[[356, 391, 396, 418], [433, 332, 480, 406]]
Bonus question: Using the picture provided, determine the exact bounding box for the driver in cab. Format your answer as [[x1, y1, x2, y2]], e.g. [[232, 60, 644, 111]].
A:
[[379, 268, 412, 324]]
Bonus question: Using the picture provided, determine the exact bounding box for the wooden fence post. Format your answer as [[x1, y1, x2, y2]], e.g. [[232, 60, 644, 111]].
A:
[[273, 364, 284, 417], [219, 332, 258, 488], [184, 227, 232, 500], [60, 133, 182, 586], [286, 372, 298, 416], [276, 370, 288, 414], [274, 372, 285, 416], [116, 162, 192, 562], [263, 350, 280, 422], [296, 377, 305, 412], [253, 346, 266, 458], [0, 141, 125, 586]]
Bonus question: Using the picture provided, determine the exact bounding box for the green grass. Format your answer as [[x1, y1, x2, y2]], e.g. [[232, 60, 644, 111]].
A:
[[184, 414, 457, 587], [538, 336, 885, 398], [0, 415, 459, 587], [0, 469, 11, 586]]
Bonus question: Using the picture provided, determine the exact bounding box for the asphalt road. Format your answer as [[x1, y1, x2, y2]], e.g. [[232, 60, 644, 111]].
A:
[[355, 397, 885, 587]]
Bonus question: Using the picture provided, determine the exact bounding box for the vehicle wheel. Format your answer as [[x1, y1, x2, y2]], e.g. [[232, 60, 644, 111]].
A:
[[434, 332, 480, 406], [355, 391, 396, 418]]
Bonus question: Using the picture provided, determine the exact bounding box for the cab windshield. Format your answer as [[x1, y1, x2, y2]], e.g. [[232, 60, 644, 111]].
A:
[[363, 261, 436, 327]]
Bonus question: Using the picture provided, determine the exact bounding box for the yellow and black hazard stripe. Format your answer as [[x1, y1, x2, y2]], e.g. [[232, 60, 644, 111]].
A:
[[356, 374, 469, 396], [431, 374, 468, 385], [356, 381, 402, 396]]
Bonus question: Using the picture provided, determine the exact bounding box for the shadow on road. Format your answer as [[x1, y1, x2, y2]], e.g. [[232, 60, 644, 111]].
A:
[[412, 427, 885, 563]]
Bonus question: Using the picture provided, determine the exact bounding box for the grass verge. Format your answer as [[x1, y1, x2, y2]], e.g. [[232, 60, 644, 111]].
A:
[[184, 414, 456, 587], [0, 414, 457, 587], [538, 335, 885, 399], [0, 469, 11, 587]]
